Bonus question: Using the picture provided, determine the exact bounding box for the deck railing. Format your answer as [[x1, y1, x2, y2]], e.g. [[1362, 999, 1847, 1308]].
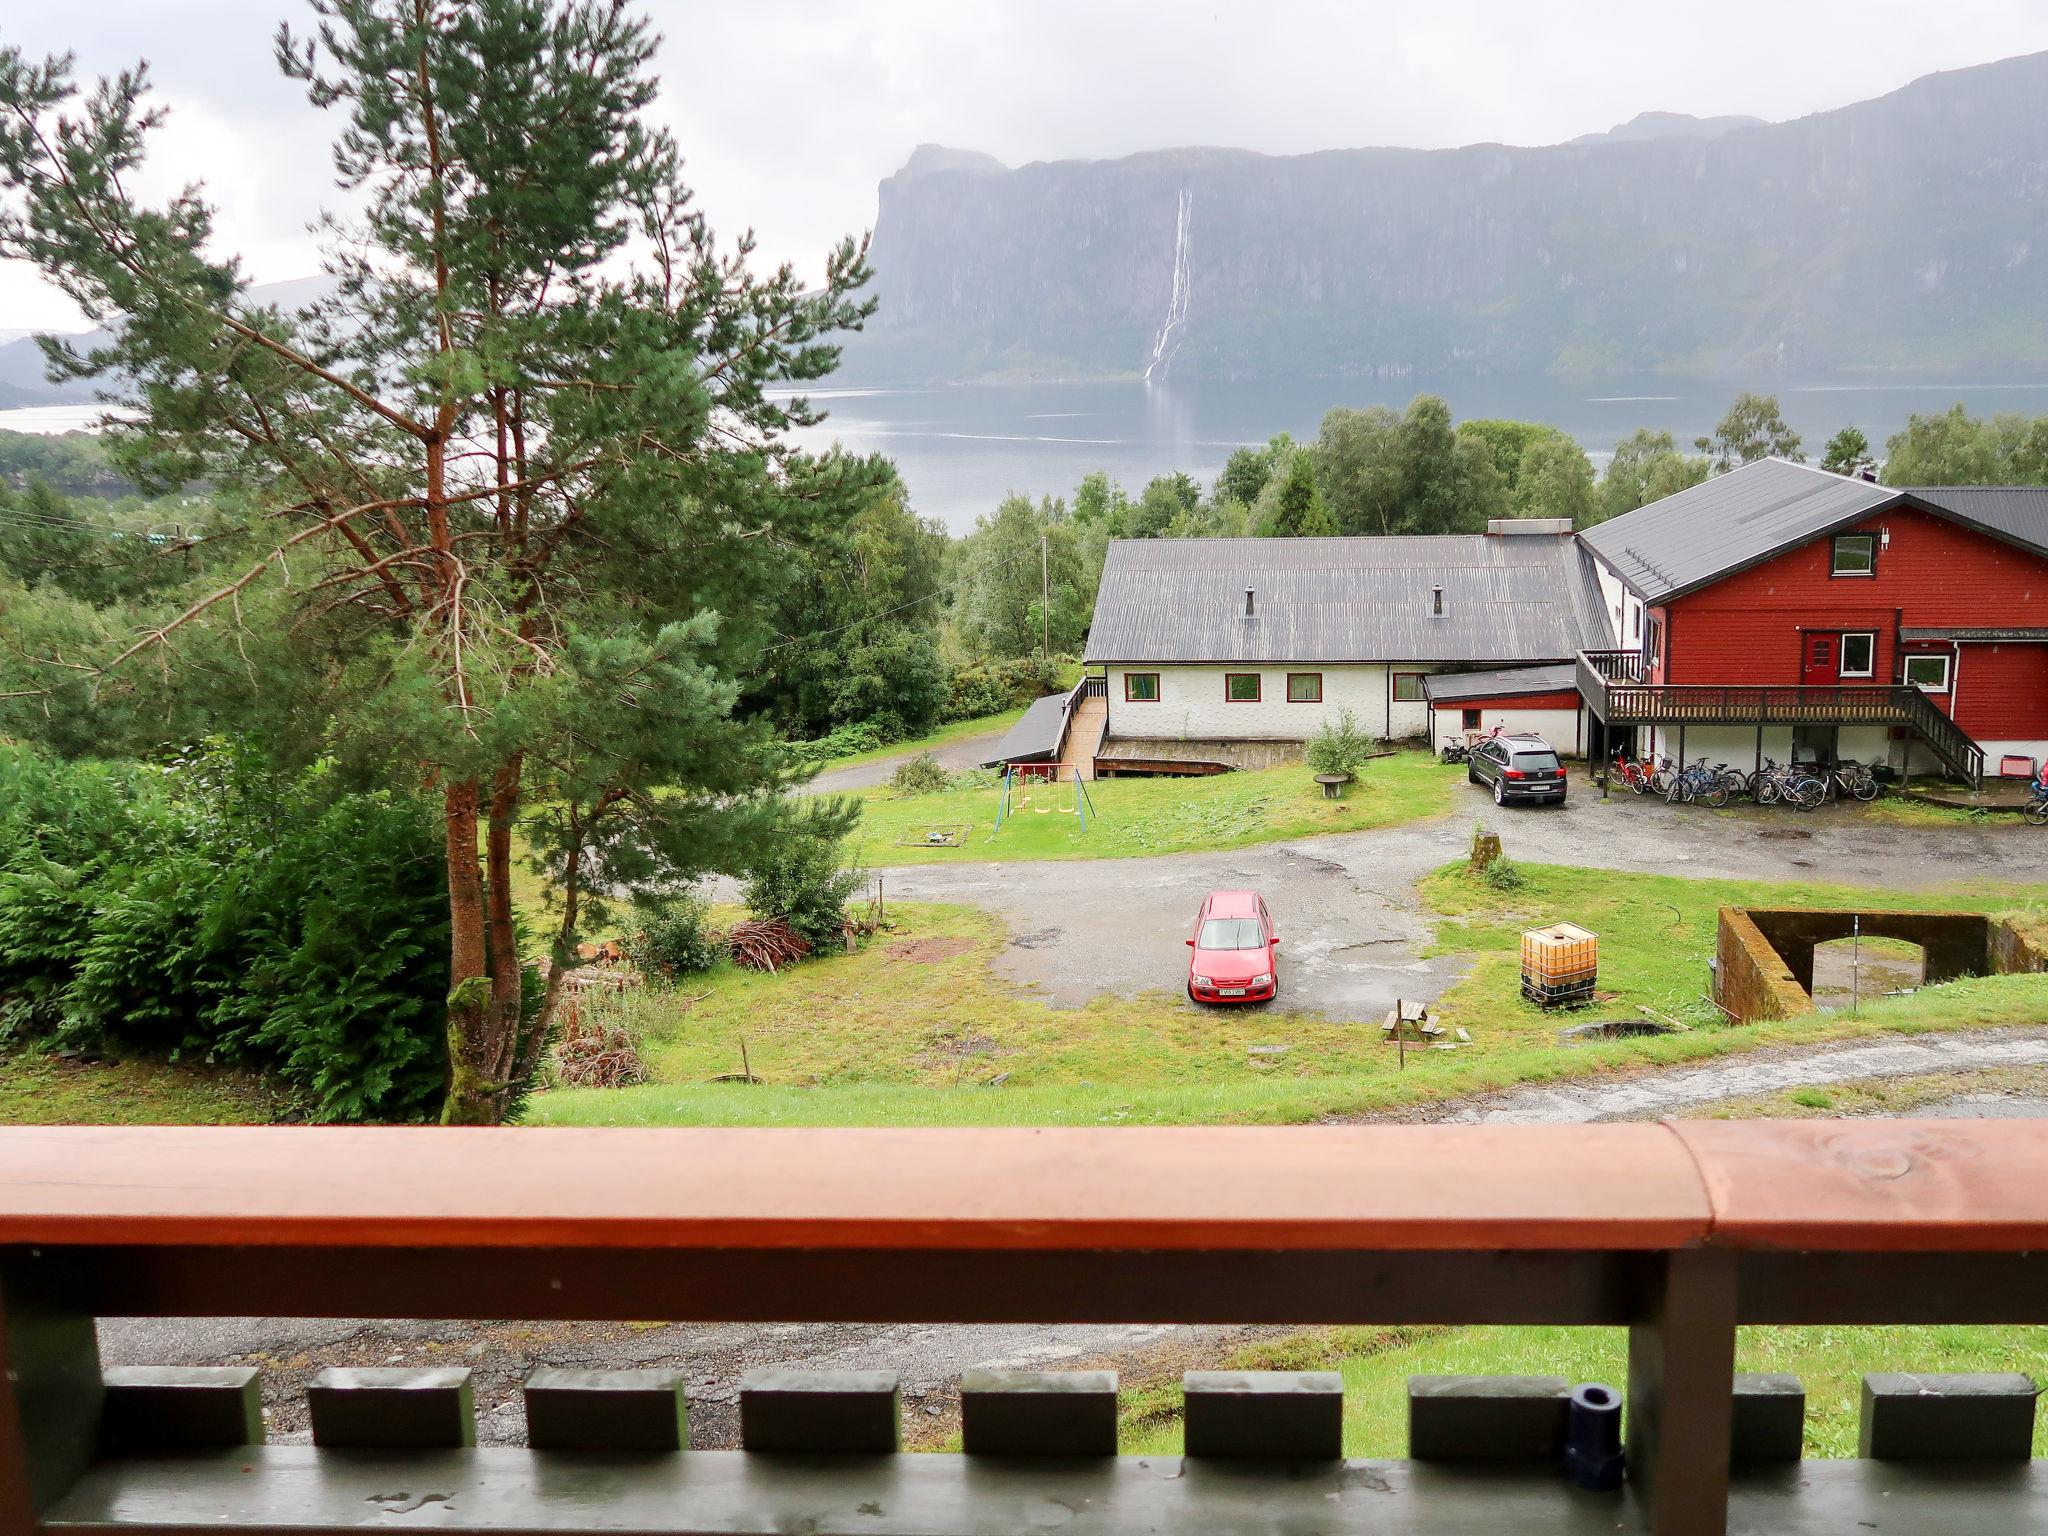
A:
[[4, 1122, 2047, 1534], [1575, 652, 1984, 785]]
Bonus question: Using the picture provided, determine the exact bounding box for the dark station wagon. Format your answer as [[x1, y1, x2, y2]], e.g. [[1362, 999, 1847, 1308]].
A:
[[1467, 732, 1568, 806]]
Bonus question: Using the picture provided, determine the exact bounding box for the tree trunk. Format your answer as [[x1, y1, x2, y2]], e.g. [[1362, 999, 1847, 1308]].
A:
[[440, 776, 500, 1124], [483, 754, 529, 1092]]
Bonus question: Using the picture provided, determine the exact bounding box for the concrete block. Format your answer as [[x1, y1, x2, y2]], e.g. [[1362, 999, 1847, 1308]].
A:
[[1731, 1373, 1804, 1467], [1860, 1372, 2038, 1461], [306, 1367, 474, 1449], [1407, 1375, 1568, 1462], [739, 1369, 899, 1454], [1183, 1371, 1343, 1460], [101, 1366, 263, 1452], [959, 1369, 1117, 1457], [523, 1367, 688, 1452]]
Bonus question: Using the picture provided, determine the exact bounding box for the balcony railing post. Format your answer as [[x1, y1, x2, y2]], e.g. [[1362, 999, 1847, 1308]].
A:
[[0, 1250, 104, 1528], [1627, 1248, 1737, 1536]]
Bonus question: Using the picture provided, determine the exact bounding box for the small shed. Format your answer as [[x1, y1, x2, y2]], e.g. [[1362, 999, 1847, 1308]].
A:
[[981, 693, 1069, 779], [1422, 664, 1586, 757]]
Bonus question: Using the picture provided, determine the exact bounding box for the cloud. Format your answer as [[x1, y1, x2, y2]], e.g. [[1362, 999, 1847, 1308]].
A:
[[6, 0, 2048, 330]]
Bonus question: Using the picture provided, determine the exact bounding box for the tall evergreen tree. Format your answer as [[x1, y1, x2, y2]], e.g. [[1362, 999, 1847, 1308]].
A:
[[0, 2, 877, 1121]]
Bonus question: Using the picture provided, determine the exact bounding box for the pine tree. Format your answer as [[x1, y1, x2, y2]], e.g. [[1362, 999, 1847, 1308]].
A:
[[0, 2, 877, 1121]]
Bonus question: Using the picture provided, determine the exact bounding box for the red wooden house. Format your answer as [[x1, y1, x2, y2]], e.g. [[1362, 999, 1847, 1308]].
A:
[[1575, 459, 2048, 784]]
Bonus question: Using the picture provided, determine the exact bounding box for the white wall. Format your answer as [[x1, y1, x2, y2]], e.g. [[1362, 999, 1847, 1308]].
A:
[[1106, 663, 1444, 742], [1432, 705, 1585, 757]]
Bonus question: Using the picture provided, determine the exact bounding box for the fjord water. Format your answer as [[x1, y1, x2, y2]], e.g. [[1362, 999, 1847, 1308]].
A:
[[782, 374, 2048, 534]]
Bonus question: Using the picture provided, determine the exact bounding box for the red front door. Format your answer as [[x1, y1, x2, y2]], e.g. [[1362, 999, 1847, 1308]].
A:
[[1801, 632, 1839, 685]]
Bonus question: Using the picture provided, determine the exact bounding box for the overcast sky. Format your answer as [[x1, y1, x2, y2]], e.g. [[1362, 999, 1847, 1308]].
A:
[[6, 1, 2048, 332]]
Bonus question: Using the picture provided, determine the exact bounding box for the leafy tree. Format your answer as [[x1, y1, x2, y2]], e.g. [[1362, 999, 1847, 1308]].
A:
[[1214, 433, 1293, 508], [1117, 472, 1201, 539], [1252, 448, 1335, 536], [1311, 405, 1404, 535], [1819, 426, 1874, 478], [1595, 428, 1710, 523], [1697, 392, 1803, 469], [0, 3, 878, 1122], [954, 493, 1092, 658], [1512, 436, 1597, 525], [1456, 419, 1574, 500], [1880, 406, 2048, 486], [1313, 396, 1501, 536], [1071, 470, 1129, 531]]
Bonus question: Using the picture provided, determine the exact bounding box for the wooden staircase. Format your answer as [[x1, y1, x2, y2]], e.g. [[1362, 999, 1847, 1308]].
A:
[[1060, 691, 1107, 781]]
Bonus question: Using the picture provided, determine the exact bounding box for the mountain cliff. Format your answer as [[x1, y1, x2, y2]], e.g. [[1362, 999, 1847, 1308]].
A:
[[846, 53, 2048, 385]]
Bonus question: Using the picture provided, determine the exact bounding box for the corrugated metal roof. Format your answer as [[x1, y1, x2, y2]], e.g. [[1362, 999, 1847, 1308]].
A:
[[1083, 534, 1609, 664], [1420, 663, 1580, 703], [1577, 457, 1896, 602], [982, 693, 1067, 765], [1899, 626, 2048, 642], [1899, 486, 2048, 556]]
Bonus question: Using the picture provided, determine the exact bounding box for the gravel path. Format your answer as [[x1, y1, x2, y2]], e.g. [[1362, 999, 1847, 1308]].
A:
[[872, 784, 2043, 1022]]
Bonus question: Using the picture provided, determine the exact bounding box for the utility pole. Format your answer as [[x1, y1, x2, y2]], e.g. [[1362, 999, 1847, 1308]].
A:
[[1040, 530, 1050, 662]]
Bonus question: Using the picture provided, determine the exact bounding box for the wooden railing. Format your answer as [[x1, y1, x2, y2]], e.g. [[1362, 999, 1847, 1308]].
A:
[[4, 1123, 2048, 1534], [1576, 652, 1985, 785]]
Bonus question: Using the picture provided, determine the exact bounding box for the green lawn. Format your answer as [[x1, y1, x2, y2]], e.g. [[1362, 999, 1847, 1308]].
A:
[[850, 751, 1455, 867], [1117, 1322, 2048, 1459], [0, 1052, 281, 1125], [522, 861, 2048, 1128]]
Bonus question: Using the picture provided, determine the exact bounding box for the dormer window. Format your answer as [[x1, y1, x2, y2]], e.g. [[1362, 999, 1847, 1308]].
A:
[[1831, 532, 1877, 577]]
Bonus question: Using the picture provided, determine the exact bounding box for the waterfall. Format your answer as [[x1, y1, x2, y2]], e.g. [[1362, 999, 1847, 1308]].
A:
[[1143, 188, 1192, 384]]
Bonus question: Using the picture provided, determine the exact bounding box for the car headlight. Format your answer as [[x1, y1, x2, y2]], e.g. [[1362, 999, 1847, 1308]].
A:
[[1251, 973, 1272, 987], [1193, 976, 1213, 988]]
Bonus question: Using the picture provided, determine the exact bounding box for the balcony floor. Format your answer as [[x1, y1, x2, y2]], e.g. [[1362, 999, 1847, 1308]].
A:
[[45, 1446, 2048, 1534]]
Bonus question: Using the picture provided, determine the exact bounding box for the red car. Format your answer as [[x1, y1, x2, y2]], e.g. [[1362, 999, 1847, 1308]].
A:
[[1186, 890, 1280, 1003]]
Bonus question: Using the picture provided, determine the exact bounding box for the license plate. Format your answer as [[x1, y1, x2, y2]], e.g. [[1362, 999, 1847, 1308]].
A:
[[1219, 987, 1247, 997]]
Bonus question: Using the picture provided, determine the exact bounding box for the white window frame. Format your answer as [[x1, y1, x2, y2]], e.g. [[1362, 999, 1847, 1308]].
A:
[[1838, 632, 1876, 679], [1831, 532, 1878, 577], [1903, 653, 1951, 693]]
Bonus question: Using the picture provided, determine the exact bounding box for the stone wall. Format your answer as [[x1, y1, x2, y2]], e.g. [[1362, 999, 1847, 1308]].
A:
[[1717, 906, 2043, 1024], [1715, 907, 1813, 1024]]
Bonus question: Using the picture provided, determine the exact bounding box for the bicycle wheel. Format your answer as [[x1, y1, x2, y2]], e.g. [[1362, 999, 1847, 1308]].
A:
[[2025, 800, 2048, 827], [1851, 776, 1880, 802], [1755, 778, 1780, 806], [1701, 781, 1730, 809], [1651, 769, 1674, 796], [1790, 777, 1825, 812]]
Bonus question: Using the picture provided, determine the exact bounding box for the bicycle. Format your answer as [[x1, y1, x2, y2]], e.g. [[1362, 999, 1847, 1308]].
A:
[[2026, 774, 2048, 827], [1817, 759, 1882, 803], [1608, 746, 1656, 795], [1752, 758, 1825, 811], [1665, 756, 1730, 809], [1439, 739, 1471, 766]]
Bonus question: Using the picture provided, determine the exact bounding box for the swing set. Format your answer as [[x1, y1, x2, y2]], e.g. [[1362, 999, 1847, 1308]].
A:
[[993, 762, 1097, 833]]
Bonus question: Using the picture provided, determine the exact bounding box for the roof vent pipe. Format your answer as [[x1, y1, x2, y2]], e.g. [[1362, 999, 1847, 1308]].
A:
[[1432, 584, 1444, 617], [1245, 587, 1255, 618]]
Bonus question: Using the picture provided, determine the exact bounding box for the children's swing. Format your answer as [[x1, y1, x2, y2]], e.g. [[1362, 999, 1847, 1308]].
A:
[[993, 763, 1094, 833]]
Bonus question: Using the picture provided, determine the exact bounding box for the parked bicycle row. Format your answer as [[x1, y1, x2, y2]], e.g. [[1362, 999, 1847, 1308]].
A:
[[1607, 750, 1882, 811]]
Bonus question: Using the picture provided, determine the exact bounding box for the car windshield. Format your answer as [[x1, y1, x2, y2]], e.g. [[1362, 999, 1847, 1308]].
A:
[[1197, 917, 1265, 950], [1512, 750, 1560, 770]]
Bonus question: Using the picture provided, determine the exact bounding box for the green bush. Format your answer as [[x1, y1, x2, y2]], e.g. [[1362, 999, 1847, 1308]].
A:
[[887, 751, 954, 796], [1482, 856, 1527, 892], [1305, 707, 1373, 779], [626, 893, 722, 980], [0, 742, 450, 1121], [782, 720, 888, 772], [745, 820, 867, 950], [945, 655, 1069, 721]]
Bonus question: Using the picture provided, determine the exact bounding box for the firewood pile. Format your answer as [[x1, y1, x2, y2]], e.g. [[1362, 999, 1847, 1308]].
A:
[[551, 1015, 648, 1089], [726, 917, 811, 972]]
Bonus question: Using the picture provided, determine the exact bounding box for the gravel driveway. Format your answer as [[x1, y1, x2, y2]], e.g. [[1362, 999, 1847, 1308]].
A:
[[873, 782, 2045, 1023], [801, 727, 1009, 794]]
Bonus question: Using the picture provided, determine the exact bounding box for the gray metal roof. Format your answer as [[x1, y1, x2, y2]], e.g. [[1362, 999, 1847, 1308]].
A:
[[1899, 486, 2048, 556], [1420, 663, 1581, 704], [1577, 458, 1896, 603], [1083, 534, 1610, 665], [982, 693, 1067, 765]]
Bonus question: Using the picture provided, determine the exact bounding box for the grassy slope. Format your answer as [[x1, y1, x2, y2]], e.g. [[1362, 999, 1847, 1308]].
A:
[[851, 751, 1453, 867], [0, 1053, 279, 1125], [524, 861, 2048, 1128]]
